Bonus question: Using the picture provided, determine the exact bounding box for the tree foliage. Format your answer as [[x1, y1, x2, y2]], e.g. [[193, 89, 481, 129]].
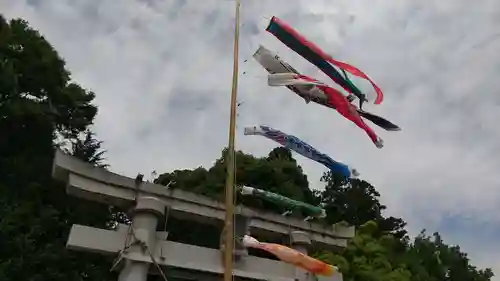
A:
[[0, 14, 494, 281], [67, 129, 109, 168], [319, 171, 407, 239], [0, 15, 114, 281]]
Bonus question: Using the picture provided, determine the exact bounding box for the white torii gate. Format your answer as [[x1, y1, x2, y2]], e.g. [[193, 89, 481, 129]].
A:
[[52, 149, 354, 281]]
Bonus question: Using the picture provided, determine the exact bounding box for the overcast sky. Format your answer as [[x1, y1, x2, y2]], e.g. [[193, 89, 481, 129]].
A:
[[2, 0, 500, 277]]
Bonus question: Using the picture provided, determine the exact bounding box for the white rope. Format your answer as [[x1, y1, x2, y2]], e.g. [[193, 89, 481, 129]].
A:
[[110, 174, 169, 281], [129, 226, 169, 281], [111, 174, 143, 272]]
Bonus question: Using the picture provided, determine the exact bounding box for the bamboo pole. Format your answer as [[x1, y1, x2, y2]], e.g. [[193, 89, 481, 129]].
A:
[[223, 1, 241, 281]]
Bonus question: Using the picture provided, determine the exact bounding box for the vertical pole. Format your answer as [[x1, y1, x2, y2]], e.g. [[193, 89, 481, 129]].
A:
[[223, 1, 241, 281]]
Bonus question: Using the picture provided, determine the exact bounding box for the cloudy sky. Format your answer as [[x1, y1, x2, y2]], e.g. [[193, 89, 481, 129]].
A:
[[3, 0, 500, 277]]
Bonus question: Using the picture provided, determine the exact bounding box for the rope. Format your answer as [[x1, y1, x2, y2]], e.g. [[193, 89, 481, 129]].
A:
[[111, 220, 169, 279], [129, 226, 169, 281], [111, 174, 144, 271], [110, 173, 169, 281]]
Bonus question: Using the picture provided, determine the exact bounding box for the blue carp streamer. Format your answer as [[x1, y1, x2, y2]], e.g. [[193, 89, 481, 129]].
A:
[[244, 125, 358, 179]]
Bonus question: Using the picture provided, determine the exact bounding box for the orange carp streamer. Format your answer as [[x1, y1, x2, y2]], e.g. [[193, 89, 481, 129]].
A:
[[242, 235, 337, 276]]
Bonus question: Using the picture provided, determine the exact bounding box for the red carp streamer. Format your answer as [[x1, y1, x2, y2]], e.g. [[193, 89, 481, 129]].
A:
[[268, 73, 383, 148], [266, 16, 384, 105]]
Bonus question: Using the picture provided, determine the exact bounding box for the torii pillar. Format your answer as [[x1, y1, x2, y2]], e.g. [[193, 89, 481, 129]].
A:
[[118, 196, 165, 281], [290, 231, 313, 281]]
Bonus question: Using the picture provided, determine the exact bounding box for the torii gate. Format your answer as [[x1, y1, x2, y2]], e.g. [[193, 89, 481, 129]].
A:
[[52, 149, 354, 281]]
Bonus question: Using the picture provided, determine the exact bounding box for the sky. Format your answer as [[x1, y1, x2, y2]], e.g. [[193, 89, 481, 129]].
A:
[[2, 0, 500, 277]]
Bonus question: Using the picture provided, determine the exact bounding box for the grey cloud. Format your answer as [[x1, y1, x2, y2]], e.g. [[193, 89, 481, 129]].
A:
[[26, 0, 41, 8]]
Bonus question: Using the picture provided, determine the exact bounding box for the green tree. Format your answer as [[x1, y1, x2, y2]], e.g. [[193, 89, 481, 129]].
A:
[[156, 147, 314, 214], [0, 15, 114, 281], [315, 221, 412, 281], [403, 231, 494, 281], [154, 147, 315, 248], [318, 171, 407, 238], [68, 130, 108, 168]]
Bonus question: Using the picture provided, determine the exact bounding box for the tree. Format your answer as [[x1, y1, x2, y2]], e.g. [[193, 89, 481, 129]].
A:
[[156, 147, 314, 214], [403, 231, 495, 281], [154, 147, 315, 249], [0, 15, 114, 281], [315, 221, 412, 281], [68, 130, 108, 168], [0, 14, 98, 185], [318, 171, 407, 238]]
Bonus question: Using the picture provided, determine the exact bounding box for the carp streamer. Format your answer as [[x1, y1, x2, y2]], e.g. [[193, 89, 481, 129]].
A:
[[267, 73, 384, 148], [239, 186, 326, 219], [244, 125, 359, 178], [252, 45, 400, 132], [266, 16, 384, 105], [242, 235, 338, 276]]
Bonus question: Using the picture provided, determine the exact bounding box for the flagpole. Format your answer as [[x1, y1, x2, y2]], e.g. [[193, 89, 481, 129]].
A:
[[223, 0, 241, 281]]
